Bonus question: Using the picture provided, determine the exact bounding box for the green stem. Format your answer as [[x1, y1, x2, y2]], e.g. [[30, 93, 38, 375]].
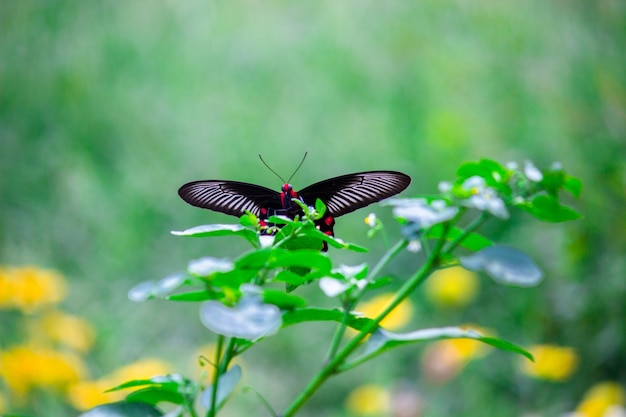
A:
[[207, 337, 238, 417], [325, 239, 408, 362], [207, 336, 225, 417], [442, 211, 489, 254], [323, 298, 355, 363], [365, 239, 408, 286], [283, 231, 449, 416]]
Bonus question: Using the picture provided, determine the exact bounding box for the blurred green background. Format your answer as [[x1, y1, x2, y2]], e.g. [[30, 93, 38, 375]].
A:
[[1, 1, 625, 416]]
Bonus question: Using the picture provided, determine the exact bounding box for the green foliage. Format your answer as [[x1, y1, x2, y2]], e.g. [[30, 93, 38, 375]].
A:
[[89, 159, 582, 416]]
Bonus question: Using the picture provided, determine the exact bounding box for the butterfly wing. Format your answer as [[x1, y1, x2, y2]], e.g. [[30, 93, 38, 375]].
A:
[[178, 180, 281, 217], [298, 171, 411, 217]]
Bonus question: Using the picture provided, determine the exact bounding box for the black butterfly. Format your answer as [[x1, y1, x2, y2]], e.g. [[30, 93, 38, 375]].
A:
[[178, 170, 411, 248]]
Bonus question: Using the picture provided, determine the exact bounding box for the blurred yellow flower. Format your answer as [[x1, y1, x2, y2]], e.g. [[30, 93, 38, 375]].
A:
[[67, 358, 172, 410], [520, 345, 579, 382], [36, 311, 96, 353], [67, 380, 118, 411], [0, 345, 86, 402], [575, 381, 625, 417], [357, 293, 414, 331], [108, 358, 172, 386], [0, 268, 12, 305], [346, 384, 390, 415], [0, 266, 67, 312], [424, 266, 479, 308], [421, 325, 492, 384]]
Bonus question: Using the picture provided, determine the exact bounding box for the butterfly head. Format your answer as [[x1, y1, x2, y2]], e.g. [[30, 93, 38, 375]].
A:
[[281, 183, 299, 198]]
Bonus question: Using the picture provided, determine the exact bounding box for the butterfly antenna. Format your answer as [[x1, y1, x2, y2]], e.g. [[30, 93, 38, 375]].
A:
[[258, 154, 287, 183], [287, 151, 308, 184]]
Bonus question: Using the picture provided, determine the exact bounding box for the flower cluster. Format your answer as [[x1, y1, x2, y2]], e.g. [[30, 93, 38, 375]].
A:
[[520, 344, 579, 382], [0, 265, 175, 414], [0, 266, 93, 411], [0, 266, 66, 312]]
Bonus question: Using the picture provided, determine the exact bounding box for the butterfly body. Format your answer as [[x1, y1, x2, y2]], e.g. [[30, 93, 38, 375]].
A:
[[178, 171, 411, 246]]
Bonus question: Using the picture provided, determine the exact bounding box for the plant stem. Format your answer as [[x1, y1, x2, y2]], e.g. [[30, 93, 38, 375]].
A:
[[207, 337, 238, 417], [324, 239, 408, 362], [323, 299, 353, 364], [442, 211, 489, 254], [283, 230, 448, 416], [207, 335, 225, 417], [365, 239, 409, 286]]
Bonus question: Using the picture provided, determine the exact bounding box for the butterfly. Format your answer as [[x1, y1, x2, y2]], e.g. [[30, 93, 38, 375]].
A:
[[178, 156, 411, 249]]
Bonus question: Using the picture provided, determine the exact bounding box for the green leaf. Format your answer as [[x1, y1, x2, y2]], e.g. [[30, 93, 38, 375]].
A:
[[518, 194, 582, 223], [457, 159, 508, 184], [298, 224, 368, 252], [77, 401, 163, 417], [171, 224, 259, 247], [106, 375, 182, 393], [273, 270, 310, 285], [367, 275, 394, 290], [263, 289, 307, 309], [460, 245, 543, 287], [348, 327, 532, 369], [539, 170, 566, 196], [125, 387, 185, 405], [200, 365, 242, 410], [563, 175, 582, 198], [235, 248, 272, 270], [282, 308, 378, 332], [267, 249, 332, 273], [211, 268, 258, 288], [425, 224, 493, 251], [273, 223, 314, 250], [239, 212, 258, 228], [315, 198, 327, 218], [166, 290, 214, 302], [540, 171, 582, 198], [267, 215, 295, 225]]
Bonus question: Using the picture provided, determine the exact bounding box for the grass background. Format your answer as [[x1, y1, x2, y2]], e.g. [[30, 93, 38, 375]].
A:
[[1, 1, 625, 416]]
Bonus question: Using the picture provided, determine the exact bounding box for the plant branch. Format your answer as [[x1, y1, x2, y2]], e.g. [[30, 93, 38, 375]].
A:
[[283, 228, 449, 416]]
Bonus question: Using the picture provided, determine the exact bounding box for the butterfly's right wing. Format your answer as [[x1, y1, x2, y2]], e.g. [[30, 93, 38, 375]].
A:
[[178, 180, 281, 217]]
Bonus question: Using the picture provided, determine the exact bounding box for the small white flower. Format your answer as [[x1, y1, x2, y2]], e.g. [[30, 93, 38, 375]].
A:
[[407, 240, 422, 253], [438, 181, 452, 193], [462, 176, 486, 191], [365, 213, 377, 227], [524, 160, 543, 182], [334, 263, 367, 278], [506, 161, 519, 170], [188, 257, 234, 276], [462, 187, 509, 219], [319, 277, 367, 297], [319, 264, 368, 297], [550, 161, 563, 171], [430, 199, 447, 210], [319, 278, 351, 297], [388, 199, 459, 229], [259, 235, 275, 248]]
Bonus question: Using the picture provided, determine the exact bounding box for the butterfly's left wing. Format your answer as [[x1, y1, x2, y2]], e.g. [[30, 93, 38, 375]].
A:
[[178, 180, 281, 218], [298, 171, 411, 217]]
